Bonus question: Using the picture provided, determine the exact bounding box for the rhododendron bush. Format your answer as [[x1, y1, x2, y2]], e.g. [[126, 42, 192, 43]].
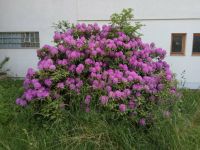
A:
[[16, 9, 178, 126]]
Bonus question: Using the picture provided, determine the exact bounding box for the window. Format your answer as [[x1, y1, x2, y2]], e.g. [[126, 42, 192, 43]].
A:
[[171, 33, 186, 56], [0, 32, 40, 49], [192, 33, 200, 55]]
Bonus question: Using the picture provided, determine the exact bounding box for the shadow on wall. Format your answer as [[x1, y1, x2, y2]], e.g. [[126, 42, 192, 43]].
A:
[[0, 57, 10, 79]]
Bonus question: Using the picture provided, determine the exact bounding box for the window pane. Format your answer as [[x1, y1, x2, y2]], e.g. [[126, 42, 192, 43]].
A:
[[25, 33, 30, 42], [171, 34, 183, 52], [36, 43, 40, 47], [193, 34, 200, 53]]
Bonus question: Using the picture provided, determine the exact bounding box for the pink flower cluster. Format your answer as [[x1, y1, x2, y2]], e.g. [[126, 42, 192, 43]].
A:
[[16, 23, 177, 125], [65, 77, 83, 93], [38, 59, 56, 70]]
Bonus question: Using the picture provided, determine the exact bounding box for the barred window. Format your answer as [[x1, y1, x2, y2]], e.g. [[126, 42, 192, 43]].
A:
[[0, 32, 40, 49]]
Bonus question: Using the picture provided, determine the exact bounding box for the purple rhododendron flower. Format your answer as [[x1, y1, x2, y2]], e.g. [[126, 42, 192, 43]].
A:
[[26, 68, 35, 78], [85, 106, 90, 113], [36, 88, 49, 98], [44, 79, 52, 87], [100, 96, 109, 105], [53, 32, 61, 41], [16, 98, 27, 107], [139, 118, 146, 126], [119, 104, 126, 112], [129, 101, 135, 109], [57, 82, 65, 89], [85, 95, 91, 105], [76, 64, 84, 74], [32, 79, 41, 89], [38, 59, 56, 70]]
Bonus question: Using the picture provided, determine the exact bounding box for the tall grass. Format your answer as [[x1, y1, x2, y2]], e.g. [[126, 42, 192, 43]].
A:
[[0, 78, 200, 150]]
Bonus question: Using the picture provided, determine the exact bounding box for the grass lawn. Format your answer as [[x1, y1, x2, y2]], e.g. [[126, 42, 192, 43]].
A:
[[0, 78, 200, 150]]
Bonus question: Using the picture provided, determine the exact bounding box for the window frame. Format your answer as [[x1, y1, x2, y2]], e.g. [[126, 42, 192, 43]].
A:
[[0, 32, 40, 49], [170, 33, 186, 56], [192, 33, 200, 56]]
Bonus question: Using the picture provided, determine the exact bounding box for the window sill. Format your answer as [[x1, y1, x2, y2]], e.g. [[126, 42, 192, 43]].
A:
[[170, 53, 185, 56], [192, 53, 200, 56]]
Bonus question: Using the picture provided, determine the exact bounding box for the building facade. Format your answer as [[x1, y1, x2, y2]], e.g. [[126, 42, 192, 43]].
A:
[[0, 0, 200, 88]]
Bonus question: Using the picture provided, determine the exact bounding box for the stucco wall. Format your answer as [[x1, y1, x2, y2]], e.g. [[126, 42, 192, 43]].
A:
[[0, 0, 200, 88], [77, 0, 200, 20], [0, 0, 77, 77]]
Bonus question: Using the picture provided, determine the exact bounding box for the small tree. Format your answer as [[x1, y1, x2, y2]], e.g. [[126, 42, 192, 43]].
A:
[[110, 8, 143, 37]]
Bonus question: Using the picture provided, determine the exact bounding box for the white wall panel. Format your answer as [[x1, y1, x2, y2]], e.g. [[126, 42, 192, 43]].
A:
[[0, 0, 77, 77], [0, 0, 200, 88], [77, 0, 200, 20]]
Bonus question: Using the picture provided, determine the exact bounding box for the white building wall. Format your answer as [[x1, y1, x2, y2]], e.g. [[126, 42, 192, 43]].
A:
[[77, 0, 200, 20], [0, 0, 77, 77], [0, 0, 200, 88]]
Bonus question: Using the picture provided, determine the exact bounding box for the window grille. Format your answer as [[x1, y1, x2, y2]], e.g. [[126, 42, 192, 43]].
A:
[[0, 32, 40, 49]]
